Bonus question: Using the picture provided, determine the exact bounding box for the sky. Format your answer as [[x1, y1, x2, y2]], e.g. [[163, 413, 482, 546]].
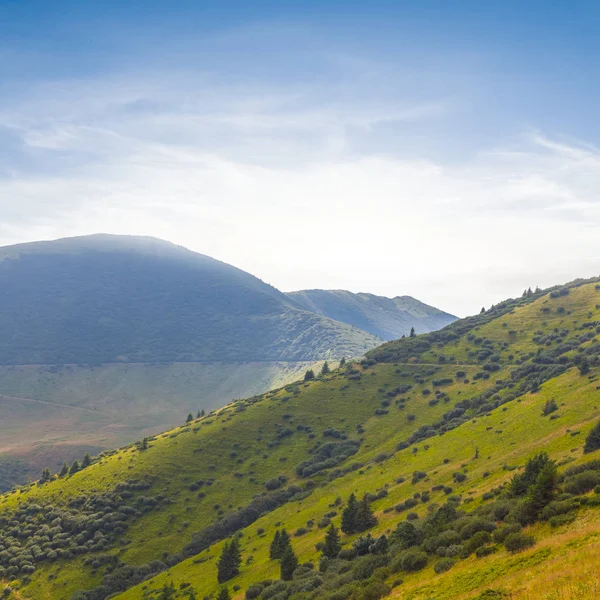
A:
[[0, 1, 599, 317]]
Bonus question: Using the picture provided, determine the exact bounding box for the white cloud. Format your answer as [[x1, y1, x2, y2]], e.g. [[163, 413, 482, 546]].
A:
[[0, 68, 598, 317]]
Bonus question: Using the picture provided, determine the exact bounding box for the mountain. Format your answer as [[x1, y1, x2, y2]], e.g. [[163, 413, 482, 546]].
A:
[[0, 234, 382, 487], [0, 234, 380, 364], [4, 275, 600, 600], [287, 289, 457, 340]]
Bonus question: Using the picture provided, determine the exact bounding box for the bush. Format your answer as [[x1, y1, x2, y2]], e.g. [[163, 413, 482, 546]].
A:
[[504, 533, 535, 553], [400, 550, 428, 572], [493, 524, 521, 544], [564, 472, 600, 495], [433, 558, 456, 574], [464, 531, 491, 555], [245, 583, 264, 599]]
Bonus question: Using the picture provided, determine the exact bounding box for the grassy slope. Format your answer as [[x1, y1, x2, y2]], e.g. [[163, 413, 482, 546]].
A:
[[0, 361, 323, 486], [4, 281, 600, 600]]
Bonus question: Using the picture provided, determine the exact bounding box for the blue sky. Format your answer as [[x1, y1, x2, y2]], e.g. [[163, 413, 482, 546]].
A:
[[0, 1, 599, 315]]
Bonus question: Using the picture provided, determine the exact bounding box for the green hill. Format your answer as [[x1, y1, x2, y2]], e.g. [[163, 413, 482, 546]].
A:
[[0, 234, 384, 488], [287, 290, 457, 340], [0, 276, 599, 600], [0, 235, 380, 364]]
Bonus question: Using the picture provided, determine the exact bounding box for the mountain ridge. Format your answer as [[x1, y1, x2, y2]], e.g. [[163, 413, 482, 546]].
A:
[[287, 288, 457, 340]]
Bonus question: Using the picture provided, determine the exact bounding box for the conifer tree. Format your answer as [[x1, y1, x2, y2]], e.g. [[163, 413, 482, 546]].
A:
[[339, 357, 346, 367], [59, 462, 69, 477], [409, 327, 416, 338], [304, 369, 315, 381], [585, 419, 600, 453], [186, 412, 194, 423], [217, 538, 242, 583], [217, 588, 230, 600], [322, 524, 341, 559], [320, 361, 330, 376], [280, 545, 298, 581], [355, 494, 377, 532], [69, 460, 80, 475], [269, 530, 281, 559], [341, 493, 359, 534], [82, 453, 92, 468], [528, 460, 557, 517]]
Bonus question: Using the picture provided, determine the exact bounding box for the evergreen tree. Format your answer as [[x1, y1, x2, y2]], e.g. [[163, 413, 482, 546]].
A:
[[82, 453, 92, 468], [584, 419, 600, 454], [409, 327, 416, 338], [355, 494, 377, 532], [509, 452, 551, 497], [39, 468, 51, 484], [480, 307, 485, 314], [186, 412, 194, 423], [304, 369, 315, 381], [217, 538, 242, 583], [322, 524, 341, 559], [216, 588, 230, 600], [339, 357, 346, 367], [528, 461, 557, 517], [69, 460, 80, 475], [140, 437, 149, 450], [341, 493, 359, 534], [200, 409, 206, 417], [59, 462, 69, 477], [269, 530, 281, 559], [320, 361, 330, 376], [280, 545, 298, 581]]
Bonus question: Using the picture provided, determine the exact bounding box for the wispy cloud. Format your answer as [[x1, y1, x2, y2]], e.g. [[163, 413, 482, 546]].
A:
[[0, 59, 598, 317]]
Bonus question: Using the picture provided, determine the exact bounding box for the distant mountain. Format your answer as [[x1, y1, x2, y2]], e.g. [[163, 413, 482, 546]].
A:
[[287, 289, 457, 340], [0, 235, 380, 364]]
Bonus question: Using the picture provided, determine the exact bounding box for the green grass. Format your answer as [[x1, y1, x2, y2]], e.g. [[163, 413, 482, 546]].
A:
[[2, 279, 600, 600]]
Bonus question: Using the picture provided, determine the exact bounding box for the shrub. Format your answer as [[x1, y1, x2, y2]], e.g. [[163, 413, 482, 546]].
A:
[[493, 524, 521, 544], [564, 472, 600, 495], [433, 558, 456, 574], [504, 533, 535, 553], [464, 531, 491, 555], [399, 550, 428, 572], [584, 420, 600, 453]]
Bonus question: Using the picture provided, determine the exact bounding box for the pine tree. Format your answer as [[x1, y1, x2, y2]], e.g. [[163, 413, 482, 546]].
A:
[[584, 420, 600, 454], [217, 588, 230, 600], [69, 460, 80, 475], [39, 468, 51, 484], [217, 538, 242, 583], [320, 361, 330, 376], [339, 357, 346, 367], [140, 437, 149, 450], [528, 461, 557, 517], [480, 307, 485, 314], [186, 413, 194, 423], [269, 530, 281, 559], [322, 524, 341, 559], [82, 453, 92, 468], [59, 462, 68, 477], [304, 369, 315, 381], [355, 494, 377, 532], [341, 493, 359, 534], [409, 327, 416, 338], [280, 545, 298, 581]]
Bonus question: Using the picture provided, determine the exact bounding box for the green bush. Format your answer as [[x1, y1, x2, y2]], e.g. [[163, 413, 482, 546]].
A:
[[504, 533, 535, 553], [433, 558, 456, 574], [399, 550, 428, 572]]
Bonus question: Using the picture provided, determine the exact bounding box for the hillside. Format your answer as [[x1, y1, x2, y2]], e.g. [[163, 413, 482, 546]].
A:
[[0, 234, 383, 488], [288, 290, 457, 340], [0, 276, 599, 600], [0, 235, 380, 364]]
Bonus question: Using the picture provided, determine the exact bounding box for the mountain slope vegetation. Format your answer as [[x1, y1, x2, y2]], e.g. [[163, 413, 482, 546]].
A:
[[0, 276, 599, 600], [287, 290, 456, 340], [0, 235, 379, 364], [0, 234, 386, 487]]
